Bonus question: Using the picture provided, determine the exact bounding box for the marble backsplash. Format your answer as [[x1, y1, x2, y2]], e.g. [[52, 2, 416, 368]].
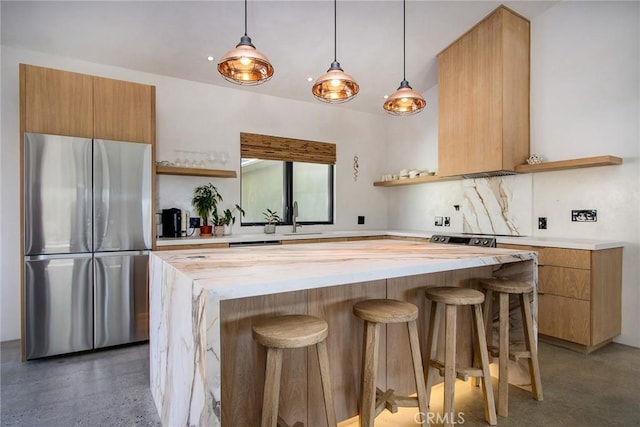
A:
[[462, 174, 533, 236]]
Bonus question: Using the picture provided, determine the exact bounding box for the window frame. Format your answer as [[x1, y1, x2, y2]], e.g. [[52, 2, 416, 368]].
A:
[[241, 161, 334, 227]]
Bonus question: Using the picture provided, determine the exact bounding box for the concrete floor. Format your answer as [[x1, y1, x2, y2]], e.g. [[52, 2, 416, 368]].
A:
[[1, 340, 639, 426]]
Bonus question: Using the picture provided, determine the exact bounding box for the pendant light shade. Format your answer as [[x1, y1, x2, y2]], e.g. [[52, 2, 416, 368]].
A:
[[218, 0, 273, 85], [383, 80, 426, 115], [383, 0, 425, 115], [312, 0, 359, 103]]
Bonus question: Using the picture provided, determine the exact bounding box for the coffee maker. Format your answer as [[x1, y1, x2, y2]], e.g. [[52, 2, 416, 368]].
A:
[[161, 208, 182, 237]]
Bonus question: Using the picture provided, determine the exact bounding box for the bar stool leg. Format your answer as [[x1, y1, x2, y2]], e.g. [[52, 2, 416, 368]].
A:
[[497, 292, 510, 417], [407, 320, 429, 423], [261, 347, 284, 427], [360, 321, 380, 427], [473, 288, 494, 388], [443, 304, 457, 427], [316, 339, 338, 426], [424, 300, 441, 407], [483, 289, 494, 350], [473, 304, 498, 425], [521, 293, 544, 401]]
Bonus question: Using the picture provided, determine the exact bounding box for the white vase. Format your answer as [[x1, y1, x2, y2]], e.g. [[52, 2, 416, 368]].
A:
[[264, 224, 276, 234]]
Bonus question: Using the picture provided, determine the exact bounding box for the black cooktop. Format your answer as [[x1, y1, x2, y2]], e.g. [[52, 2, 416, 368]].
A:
[[430, 234, 497, 248]]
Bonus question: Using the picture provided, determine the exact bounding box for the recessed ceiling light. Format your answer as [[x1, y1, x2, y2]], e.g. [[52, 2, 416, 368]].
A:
[[207, 56, 214, 61], [307, 77, 313, 82], [383, 95, 389, 99]]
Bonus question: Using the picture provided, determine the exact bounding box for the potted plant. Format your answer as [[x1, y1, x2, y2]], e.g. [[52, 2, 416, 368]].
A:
[[262, 209, 281, 234], [192, 183, 222, 237], [217, 204, 245, 235]]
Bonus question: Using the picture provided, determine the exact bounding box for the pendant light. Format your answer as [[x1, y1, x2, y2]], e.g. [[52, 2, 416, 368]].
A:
[[218, 0, 274, 85], [383, 0, 426, 115], [312, 0, 359, 103]]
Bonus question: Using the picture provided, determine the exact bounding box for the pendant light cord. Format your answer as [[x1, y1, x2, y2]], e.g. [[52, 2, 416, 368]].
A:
[[333, 0, 337, 62], [244, 0, 248, 36], [403, 0, 406, 81]]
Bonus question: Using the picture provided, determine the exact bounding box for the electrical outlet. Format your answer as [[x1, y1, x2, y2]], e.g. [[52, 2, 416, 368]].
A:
[[435, 216, 443, 227], [444, 217, 451, 227], [358, 215, 365, 225], [189, 217, 201, 228], [571, 210, 597, 222], [538, 217, 547, 229]]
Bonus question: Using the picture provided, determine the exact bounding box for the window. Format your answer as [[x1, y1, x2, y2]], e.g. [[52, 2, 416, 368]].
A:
[[240, 133, 336, 226], [241, 159, 334, 225]]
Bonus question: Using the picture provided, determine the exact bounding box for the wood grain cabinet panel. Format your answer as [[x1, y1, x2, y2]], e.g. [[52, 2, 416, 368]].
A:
[[93, 77, 155, 143], [537, 247, 590, 269], [539, 266, 591, 300], [538, 294, 590, 345], [22, 64, 93, 137], [437, 6, 530, 177]]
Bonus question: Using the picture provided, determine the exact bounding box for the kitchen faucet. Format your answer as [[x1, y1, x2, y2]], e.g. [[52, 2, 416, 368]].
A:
[[292, 201, 299, 233]]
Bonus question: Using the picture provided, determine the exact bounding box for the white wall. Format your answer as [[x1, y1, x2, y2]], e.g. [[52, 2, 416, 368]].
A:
[[387, 1, 640, 348], [0, 46, 391, 341]]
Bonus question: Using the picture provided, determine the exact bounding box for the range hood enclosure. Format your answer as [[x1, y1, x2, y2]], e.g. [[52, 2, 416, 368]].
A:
[[437, 6, 530, 178]]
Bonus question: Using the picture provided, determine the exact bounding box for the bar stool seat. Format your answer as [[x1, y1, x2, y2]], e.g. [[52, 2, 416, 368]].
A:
[[253, 314, 337, 427], [353, 299, 429, 427], [478, 278, 543, 417], [424, 287, 497, 427]]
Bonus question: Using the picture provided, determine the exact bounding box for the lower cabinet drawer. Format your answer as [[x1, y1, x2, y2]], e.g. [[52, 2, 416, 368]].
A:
[[538, 294, 590, 345], [539, 266, 591, 300]]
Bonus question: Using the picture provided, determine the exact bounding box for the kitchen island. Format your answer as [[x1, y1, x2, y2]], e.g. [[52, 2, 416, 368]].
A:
[[149, 239, 537, 426]]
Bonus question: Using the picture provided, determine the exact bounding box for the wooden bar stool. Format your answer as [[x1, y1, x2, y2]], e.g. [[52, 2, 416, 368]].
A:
[[479, 278, 543, 417], [252, 314, 337, 427], [424, 287, 497, 427], [352, 299, 429, 427]]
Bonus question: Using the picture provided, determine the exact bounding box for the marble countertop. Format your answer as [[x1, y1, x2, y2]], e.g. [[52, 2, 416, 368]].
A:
[[155, 229, 623, 251], [151, 239, 537, 300]]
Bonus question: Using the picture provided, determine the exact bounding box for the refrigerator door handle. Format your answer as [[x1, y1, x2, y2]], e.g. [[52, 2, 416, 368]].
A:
[[25, 253, 93, 261], [93, 140, 108, 251], [93, 250, 149, 258]]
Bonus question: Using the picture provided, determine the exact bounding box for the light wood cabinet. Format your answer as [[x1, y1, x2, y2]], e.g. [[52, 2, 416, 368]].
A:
[[21, 64, 94, 137], [499, 244, 622, 353], [20, 64, 155, 143], [93, 77, 155, 143], [437, 6, 530, 177]]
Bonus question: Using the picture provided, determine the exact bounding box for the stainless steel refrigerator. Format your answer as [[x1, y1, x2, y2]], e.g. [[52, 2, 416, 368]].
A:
[[24, 133, 152, 360]]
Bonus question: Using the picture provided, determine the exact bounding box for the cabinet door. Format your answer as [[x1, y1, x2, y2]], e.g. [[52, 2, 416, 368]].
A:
[[22, 64, 93, 137], [93, 77, 155, 143], [538, 294, 590, 345], [539, 266, 591, 300]]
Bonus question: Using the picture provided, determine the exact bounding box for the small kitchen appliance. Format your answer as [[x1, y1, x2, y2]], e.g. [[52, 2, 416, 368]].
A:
[[161, 208, 182, 238]]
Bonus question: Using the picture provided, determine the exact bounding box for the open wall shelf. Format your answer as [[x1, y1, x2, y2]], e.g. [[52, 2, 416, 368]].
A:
[[373, 175, 461, 187], [374, 155, 623, 187], [514, 155, 622, 173], [156, 165, 237, 178]]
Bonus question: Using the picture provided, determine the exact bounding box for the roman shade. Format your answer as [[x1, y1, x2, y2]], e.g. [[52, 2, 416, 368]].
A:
[[240, 132, 336, 165]]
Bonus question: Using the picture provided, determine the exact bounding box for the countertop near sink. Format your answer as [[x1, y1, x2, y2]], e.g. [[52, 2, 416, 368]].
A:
[[155, 229, 624, 251]]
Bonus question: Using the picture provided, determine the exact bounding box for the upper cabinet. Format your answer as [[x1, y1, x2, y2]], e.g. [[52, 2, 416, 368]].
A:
[[93, 77, 155, 143], [22, 64, 94, 138], [20, 64, 155, 144], [437, 6, 530, 177]]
